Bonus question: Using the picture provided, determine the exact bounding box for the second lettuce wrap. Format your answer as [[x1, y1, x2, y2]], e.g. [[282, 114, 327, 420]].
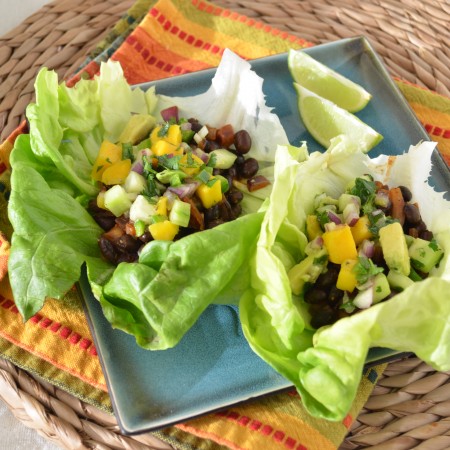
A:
[[240, 137, 450, 420]]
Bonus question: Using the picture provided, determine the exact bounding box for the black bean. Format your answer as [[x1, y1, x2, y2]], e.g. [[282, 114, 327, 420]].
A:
[[399, 185, 413, 202], [227, 166, 238, 179], [138, 231, 153, 243], [203, 139, 220, 152], [310, 305, 338, 329], [188, 118, 203, 132], [231, 203, 242, 218], [218, 197, 234, 221], [227, 188, 244, 205], [239, 157, 259, 179], [328, 286, 344, 304], [92, 211, 116, 231], [115, 234, 141, 253], [304, 288, 327, 304], [98, 237, 119, 264], [204, 204, 220, 222], [415, 220, 427, 233], [420, 230, 434, 241], [315, 267, 339, 288], [206, 219, 225, 229], [234, 130, 252, 154], [404, 203, 421, 225]]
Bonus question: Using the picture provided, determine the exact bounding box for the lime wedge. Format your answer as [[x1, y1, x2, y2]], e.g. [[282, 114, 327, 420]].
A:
[[288, 49, 372, 113], [294, 83, 383, 152]]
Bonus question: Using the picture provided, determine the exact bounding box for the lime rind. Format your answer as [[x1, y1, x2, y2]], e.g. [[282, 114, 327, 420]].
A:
[[288, 49, 372, 113], [294, 82, 383, 152]]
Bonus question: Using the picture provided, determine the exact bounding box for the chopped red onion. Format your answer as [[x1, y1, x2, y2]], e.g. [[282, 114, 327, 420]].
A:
[[343, 202, 360, 226], [167, 182, 199, 199], [359, 239, 375, 258], [131, 161, 143, 174], [374, 190, 390, 208], [327, 210, 342, 225], [160, 106, 179, 122], [193, 148, 210, 164], [353, 288, 373, 309]]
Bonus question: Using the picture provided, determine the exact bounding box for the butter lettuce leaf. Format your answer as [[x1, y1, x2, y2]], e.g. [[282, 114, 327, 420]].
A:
[[241, 138, 450, 421], [101, 213, 263, 349]]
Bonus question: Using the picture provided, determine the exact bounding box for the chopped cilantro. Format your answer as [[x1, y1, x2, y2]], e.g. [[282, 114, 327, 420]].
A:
[[122, 143, 134, 162], [313, 254, 328, 265], [429, 239, 439, 252], [158, 122, 170, 137], [353, 256, 384, 285], [157, 154, 181, 170], [350, 177, 376, 207]]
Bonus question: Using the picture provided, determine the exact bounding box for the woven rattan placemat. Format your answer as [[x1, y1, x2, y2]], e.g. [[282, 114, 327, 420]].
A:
[[1, 0, 449, 449]]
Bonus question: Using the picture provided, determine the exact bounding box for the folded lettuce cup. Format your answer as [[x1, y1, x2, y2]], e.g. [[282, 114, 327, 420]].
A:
[[240, 137, 450, 420]]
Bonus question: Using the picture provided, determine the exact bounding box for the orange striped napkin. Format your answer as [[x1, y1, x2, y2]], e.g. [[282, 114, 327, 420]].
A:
[[0, 1, 449, 449]]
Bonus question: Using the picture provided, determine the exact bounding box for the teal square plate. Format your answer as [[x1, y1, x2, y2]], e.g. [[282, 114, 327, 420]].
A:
[[79, 36, 449, 435]]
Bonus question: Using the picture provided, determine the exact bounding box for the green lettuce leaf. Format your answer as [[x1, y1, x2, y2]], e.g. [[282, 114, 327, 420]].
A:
[[8, 135, 111, 319], [240, 138, 450, 421], [101, 213, 263, 349], [8, 61, 156, 320]]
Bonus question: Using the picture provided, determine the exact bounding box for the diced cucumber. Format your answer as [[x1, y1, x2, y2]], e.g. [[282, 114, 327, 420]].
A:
[[209, 149, 237, 169], [408, 237, 444, 273], [129, 195, 157, 223], [169, 199, 191, 227], [372, 273, 391, 303], [338, 193, 360, 213], [104, 185, 133, 217], [123, 171, 147, 193], [387, 270, 414, 291]]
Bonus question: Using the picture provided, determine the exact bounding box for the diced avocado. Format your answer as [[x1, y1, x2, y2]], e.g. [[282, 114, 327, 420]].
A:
[[387, 270, 414, 291], [209, 149, 237, 169], [104, 185, 133, 217], [288, 248, 328, 295], [408, 237, 444, 273], [119, 114, 156, 145], [372, 273, 391, 303], [379, 222, 410, 275]]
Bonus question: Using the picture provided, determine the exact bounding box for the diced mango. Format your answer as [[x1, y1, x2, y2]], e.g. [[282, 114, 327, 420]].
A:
[[351, 215, 373, 245], [150, 124, 182, 147], [322, 224, 358, 264], [166, 124, 182, 145], [196, 178, 222, 209], [101, 159, 131, 185], [306, 215, 323, 241], [179, 153, 204, 176], [149, 220, 179, 241], [91, 140, 122, 181], [151, 139, 183, 157], [336, 259, 358, 292], [156, 196, 168, 216]]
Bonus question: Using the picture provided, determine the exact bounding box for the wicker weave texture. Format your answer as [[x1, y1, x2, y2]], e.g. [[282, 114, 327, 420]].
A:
[[0, 0, 135, 140]]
